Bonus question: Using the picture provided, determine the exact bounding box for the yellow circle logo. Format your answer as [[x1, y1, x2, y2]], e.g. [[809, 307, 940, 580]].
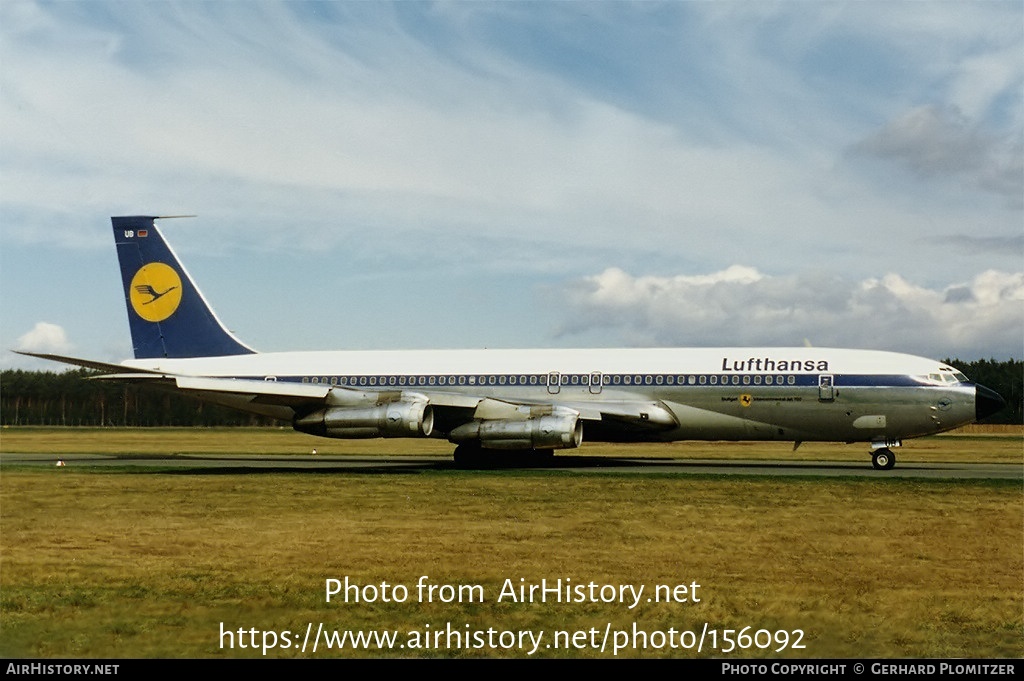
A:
[[129, 263, 182, 322]]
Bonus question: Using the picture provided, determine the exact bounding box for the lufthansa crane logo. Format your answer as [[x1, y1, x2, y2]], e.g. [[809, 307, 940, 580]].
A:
[[129, 263, 182, 322]]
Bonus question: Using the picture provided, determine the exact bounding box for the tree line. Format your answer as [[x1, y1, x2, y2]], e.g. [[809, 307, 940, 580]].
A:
[[0, 369, 275, 427], [1, 359, 1020, 427]]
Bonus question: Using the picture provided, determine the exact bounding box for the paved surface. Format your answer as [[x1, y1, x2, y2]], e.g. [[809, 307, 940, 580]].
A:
[[3, 452, 1020, 479]]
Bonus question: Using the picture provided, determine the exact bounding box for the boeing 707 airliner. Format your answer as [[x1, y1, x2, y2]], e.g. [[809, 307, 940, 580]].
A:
[[20, 216, 1006, 469]]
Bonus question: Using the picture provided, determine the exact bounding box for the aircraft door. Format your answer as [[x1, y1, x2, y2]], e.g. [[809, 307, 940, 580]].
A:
[[818, 374, 835, 402], [589, 372, 603, 395], [547, 372, 561, 394]]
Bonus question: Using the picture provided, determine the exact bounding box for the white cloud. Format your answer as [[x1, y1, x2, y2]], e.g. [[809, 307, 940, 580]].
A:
[[2, 3, 1018, 252], [559, 267, 1024, 359], [16, 322, 73, 353], [1, 3, 1020, 363]]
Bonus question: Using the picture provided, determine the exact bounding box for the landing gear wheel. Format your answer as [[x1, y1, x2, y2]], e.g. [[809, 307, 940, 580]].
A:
[[872, 448, 896, 470]]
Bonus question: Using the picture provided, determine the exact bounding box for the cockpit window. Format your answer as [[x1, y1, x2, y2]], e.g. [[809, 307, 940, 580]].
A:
[[923, 371, 967, 385], [935, 367, 970, 383]]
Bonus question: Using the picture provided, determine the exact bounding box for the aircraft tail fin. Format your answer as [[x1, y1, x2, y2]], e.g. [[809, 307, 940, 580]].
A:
[[112, 216, 256, 359]]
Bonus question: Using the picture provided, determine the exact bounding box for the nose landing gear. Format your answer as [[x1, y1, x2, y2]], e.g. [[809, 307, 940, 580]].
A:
[[871, 447, 896, 470]]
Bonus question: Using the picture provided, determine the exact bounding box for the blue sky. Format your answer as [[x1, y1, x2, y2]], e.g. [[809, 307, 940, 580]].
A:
[[2, 1, 1021, 369]]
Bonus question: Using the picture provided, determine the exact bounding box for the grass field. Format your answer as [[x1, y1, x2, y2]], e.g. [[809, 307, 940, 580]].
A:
[[1, 427, 1021, 659]]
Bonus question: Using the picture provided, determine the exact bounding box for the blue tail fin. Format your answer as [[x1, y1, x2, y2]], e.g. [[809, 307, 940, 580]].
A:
[[112, 216, 255, 359]]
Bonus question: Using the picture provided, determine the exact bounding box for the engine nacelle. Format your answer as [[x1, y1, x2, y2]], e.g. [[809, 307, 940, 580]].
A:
[[449, 413, 582, 450], [295, 400, 433, 439]]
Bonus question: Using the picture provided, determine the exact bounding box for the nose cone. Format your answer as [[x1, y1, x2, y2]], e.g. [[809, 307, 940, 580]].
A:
[[975, 384, 1006, 422]]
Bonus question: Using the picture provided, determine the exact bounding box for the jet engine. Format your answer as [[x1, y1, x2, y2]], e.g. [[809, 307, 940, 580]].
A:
[[294, 399, 433, 439], [448, 412, 582, 450]]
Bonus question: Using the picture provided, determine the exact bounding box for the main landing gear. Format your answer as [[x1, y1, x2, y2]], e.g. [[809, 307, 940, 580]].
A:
[[871, 447, 896, 470]]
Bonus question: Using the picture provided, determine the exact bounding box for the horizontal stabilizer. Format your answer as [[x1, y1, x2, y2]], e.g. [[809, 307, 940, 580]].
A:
[[91, 373, 177, 383], [12, 351, 162, 375]]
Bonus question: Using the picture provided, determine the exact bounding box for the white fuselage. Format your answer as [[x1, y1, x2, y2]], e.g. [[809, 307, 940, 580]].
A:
[[121, 346, 977, 444]]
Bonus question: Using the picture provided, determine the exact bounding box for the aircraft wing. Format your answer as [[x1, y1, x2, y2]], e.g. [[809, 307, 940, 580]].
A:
[[161, 377, 678, 432], [15, 352, 678, 441], [88, 371, 678, 437]]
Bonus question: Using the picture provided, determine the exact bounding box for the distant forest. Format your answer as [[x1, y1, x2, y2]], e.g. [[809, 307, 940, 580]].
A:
[[1, 369, 276, 427], [1, 359, 1021, 427]]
